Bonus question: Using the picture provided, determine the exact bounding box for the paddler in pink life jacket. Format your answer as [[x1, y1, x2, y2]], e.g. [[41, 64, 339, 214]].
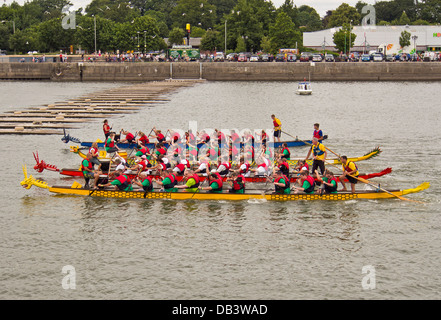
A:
[[197, 130, 210, 145], [292, 170, 316, 194], [167, 130, 181, 145]]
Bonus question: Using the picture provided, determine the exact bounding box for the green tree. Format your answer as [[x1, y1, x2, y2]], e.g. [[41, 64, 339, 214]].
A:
[[168, 27, 185, 46], [417, 0, 441, 23], [234, 35, 246, 52], [399, 30, 411, 48], [200, 29, 223, 51], [268, 11, 301, 53], [328, 3, 361, 27], [332, 23, 356, 54], [170, 0, 216, 30], [37, 17, 75, 52], [296, 5, 322, 31]]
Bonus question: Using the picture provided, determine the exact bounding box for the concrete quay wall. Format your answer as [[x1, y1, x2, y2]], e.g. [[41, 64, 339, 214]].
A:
[[1, 61, 441, 81]]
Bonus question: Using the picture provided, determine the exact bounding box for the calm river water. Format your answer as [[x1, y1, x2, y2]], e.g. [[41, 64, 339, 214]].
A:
[[0, 80, 440, 300]]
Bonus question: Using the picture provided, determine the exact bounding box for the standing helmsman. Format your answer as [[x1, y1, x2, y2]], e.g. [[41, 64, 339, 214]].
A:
[[271, 114, 282, 143]]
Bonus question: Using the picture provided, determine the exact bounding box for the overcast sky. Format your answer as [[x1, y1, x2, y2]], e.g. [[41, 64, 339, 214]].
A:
[[5, 0, 384, 18]]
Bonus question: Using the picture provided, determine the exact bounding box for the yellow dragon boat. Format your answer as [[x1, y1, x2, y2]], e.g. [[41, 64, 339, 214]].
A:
[[20, 165, 429, 202], [70, 146, 382, 167]]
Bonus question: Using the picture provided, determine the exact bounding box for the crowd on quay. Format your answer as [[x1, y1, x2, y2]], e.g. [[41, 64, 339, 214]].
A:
[[81, 117, 360, 195]]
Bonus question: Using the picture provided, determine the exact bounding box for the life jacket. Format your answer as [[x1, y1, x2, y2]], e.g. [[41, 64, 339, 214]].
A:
[[126, 132, 135, 141], [217, 162, 230, 176], [240, 162, 250, 174], [278, 161, 290, 175], [172, 132, 180, 143], [139, 159, 150, 172], [274, 175, 290, 192], [157, 133, 165, 142], [159, 162, 167, 171], [175, 163, 186, 173], [281, 147, 290, 158], [210, 173, 223, 192], [343, 161, 358, 174], [303, 175, 316, 193], [162, 174, 176, 190], [115, 174, 130, 191], [231, 133, 240, 144], [324, 176, 338, 193], [141, 175, 153, 192], [313, 129, 323, 139], [81, 159, 93, 172], [103, 124, 110, 134], [138, 146, 149, 156], [89, 147, 98, 156], [187, 174, 200, 188], [157, 146, 167, 155], [232, 175, 246, 191], [105, 137, 114, 148], [313, 143, 325, 156], [139, 135, 149, 145], [273, 119, 281, 129]]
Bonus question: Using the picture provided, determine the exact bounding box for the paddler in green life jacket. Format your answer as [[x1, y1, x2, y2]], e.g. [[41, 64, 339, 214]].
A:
[[82, 152, 101, 189], [280, 142, 291, 160], [154, 169, 178, 192], [227, 172, 246, 194], [292, 170, 316, 194], [175, 169, 200, 193], [272, 169, 291, 194], [199, 172, 223, 193], [132, 171, 154, 192]]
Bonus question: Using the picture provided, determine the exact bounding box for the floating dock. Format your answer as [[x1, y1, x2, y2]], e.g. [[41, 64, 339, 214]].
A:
[[0, 79, 204, 135]]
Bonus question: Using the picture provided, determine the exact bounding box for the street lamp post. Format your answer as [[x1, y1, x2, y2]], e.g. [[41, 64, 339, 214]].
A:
[[92, 15, 97, 55], [412, 35, 418, 57], [144, 31, 147, 54], [224, 20, 227, 54], [349, 20, 353, 57]]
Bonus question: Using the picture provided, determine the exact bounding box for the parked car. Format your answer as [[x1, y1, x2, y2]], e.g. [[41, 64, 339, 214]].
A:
[[260, 54, 270, 62], [410, 53, 421, 61], [399, 53, 411, 61], [250, 54, 260, 62], [361, 54, 371, 62], [373, 53, 383, 62], [286, 53, 297, 62], [214, 52, 225, 62], [325, 54, 335, 62], [385, 54, 395, 62], [299, 52, 311, 62], [311, 54, 322, 62], [275, 54, 285, 62], [226, 53, 238, 61], [237, 53, 247, 62], [335, 54, 348, 62]]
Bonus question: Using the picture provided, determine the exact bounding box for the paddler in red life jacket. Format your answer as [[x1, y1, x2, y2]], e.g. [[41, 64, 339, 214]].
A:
[[199, 172, 223, 193], [153, 143, 168, 160], [272, 170, 291, 194], [89, 141, 102, 170], [227, 172, 246, 194], [103, 119, 111, 139], [167, 130, 181, 145], [243, 130, 255, 147], [216, 157, 231, 176], [155, 169, 178, 192], [132, 171, 154, 192], [105, 132, 120, 153], [150, 127, 166, 143], [293, 160, 309, 175], [313, 123, 324, 142], [82, 152, 101, 189], [292, 171, 316, 194], [129, 155, 152, 176], [215, 129, 227, 146], [136, 131, 149, 147], [338, 155, 359, 193], [251, 154, 271, 176], [277, 157, 290, 176], [316, 169, 338, 195], [197, 130, 210, 145], [173, 158, 190, 175], [243, 144, 255, 163], [98, 171, 133, 191], [234, 156, 251, 177], [280, 143, 291, 160], [134, 144, 150, 159], [256, 129, 268, 146], [228, 129, 241, 145], [120, 129, 136, 144], [175, 169, 200, 193]]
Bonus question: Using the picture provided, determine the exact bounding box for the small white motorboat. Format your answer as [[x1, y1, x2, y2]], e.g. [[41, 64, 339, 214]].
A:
[[297, 81, 312, 95]]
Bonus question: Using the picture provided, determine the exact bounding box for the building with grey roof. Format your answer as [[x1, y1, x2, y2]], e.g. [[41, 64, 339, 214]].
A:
[[303, 25, 441, 54]]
